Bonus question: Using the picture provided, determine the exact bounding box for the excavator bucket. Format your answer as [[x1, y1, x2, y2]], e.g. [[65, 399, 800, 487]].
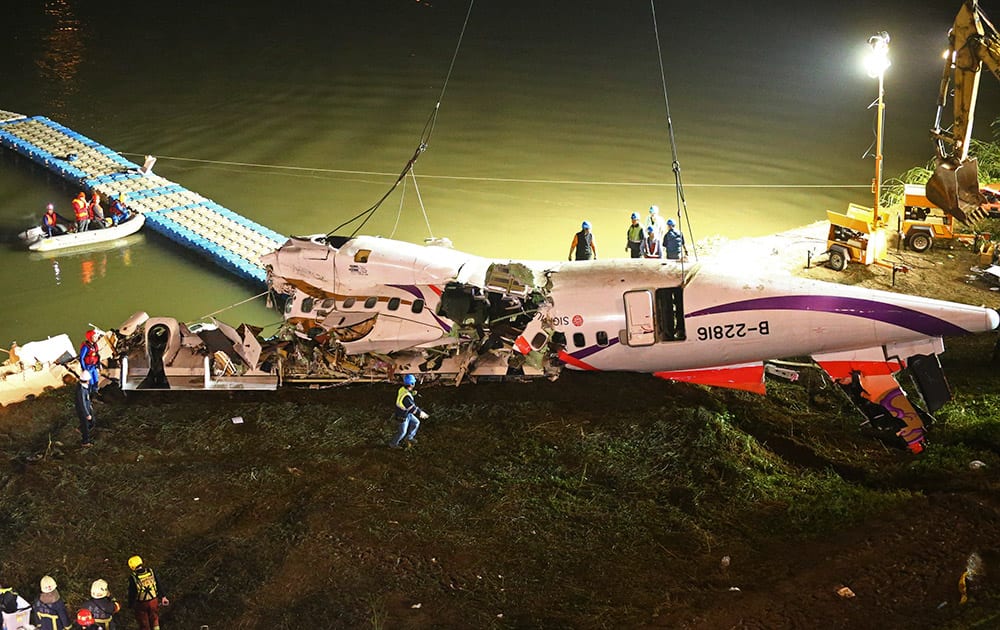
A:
[[926, 157, 988, 224]]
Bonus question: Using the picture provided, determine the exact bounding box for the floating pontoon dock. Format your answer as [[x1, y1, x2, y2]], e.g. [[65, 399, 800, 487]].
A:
[[0, 110, 286, 285]]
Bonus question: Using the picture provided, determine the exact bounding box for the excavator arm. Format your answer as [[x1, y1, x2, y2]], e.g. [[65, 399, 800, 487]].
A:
[[927, 0, 1000, 222]]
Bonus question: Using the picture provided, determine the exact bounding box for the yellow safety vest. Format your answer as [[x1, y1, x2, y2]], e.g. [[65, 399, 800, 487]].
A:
[[36, 610, 60, 630], [133, 568, 158, 601], [396, 386, 410, 411]]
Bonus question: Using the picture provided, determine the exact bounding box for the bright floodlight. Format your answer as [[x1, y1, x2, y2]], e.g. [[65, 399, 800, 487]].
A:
[[866, 31, 891, 79]]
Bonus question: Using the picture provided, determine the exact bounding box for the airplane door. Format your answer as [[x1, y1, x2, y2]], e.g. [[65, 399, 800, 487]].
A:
[[624, 290, 656, 346]]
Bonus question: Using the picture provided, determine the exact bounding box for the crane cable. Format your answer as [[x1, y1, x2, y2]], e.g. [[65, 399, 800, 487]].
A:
[[327, 0, 476, 239], [651, 0, 697, 264]]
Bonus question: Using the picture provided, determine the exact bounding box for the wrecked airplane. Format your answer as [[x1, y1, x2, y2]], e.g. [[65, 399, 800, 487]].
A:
[[256, 233, 1000, 453]]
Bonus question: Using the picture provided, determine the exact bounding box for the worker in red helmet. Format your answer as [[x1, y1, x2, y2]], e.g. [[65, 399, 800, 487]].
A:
[[76, 608, 95, 628], [79, 330, 101, 394]]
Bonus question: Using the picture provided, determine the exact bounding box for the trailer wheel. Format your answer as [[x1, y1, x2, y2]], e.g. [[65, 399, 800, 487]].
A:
[[906, 231, 933, 253], [827, 246, 849, 272]]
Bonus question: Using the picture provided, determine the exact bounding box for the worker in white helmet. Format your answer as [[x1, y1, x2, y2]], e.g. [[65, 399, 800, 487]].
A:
[[647, 205, 667, 241], [33, 575, 72, 630], [81, 579, 120, 629]]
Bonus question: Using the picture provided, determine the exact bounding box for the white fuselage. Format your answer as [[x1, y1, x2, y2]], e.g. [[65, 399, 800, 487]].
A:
[[262, 235, 999, 375]]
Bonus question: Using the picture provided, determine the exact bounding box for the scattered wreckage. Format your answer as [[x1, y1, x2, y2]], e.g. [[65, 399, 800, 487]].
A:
[[0, 335, 76, 406]]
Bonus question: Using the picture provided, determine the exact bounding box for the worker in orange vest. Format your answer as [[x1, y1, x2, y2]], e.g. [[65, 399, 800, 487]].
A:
[[72, 192, 90, 231]]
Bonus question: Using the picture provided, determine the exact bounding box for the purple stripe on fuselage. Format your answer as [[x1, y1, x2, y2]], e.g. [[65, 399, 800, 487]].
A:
[[568, 337, 620, 360], [686, 295, 970, 337], [387, 283, 452, 333]]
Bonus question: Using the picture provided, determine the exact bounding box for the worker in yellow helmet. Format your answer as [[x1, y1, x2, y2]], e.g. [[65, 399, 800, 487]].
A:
[[127, 556, 169, 630]]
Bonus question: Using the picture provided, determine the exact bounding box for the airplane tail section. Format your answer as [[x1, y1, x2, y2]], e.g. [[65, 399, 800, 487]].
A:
[[812, 339, 949, 454]]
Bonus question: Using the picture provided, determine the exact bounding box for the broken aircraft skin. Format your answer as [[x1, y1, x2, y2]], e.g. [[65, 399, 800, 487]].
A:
[[260, 233, 1000, 453]]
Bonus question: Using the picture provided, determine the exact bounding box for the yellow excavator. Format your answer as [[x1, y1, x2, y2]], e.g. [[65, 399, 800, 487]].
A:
[[927, 0, 1000, 223]]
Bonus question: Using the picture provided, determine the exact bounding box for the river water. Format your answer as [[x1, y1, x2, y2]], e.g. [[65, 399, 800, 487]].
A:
[[1, 0, 998, 346]]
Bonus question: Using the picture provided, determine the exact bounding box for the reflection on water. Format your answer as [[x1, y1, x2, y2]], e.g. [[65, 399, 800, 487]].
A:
[[37, 0, 86, 118]]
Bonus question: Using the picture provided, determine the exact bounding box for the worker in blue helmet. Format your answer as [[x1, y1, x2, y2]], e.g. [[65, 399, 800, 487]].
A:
[[663, 217, 686, 260], [625, 212, 643, 258], [391, 374, 428, 448], [568, 220, 597, 261]]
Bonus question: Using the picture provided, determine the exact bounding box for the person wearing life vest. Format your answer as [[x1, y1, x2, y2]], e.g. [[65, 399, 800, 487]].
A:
[[82, 579, 119, 630], [663, 218, 686, 260], [568, 220, 597, 261], [79, 330, 101, 394], [625, 212, 644, 258], [32, 575, 73, 630], [108, 195, 131, 226], [72, 192, 91, 232], [641, 225, 663, 259], [41, 203, 69, 237], [88, 192, 106, 229], [1, 585, 32, 630], [391, 374, 428, 448], [127, 556, 169, 630]]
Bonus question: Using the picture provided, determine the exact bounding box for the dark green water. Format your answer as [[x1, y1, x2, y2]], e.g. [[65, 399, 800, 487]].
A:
[[2, 0, 997, 345]]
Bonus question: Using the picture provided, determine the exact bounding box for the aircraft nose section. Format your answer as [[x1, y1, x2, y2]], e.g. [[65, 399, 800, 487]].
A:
[[991, 308, 1000, 331]]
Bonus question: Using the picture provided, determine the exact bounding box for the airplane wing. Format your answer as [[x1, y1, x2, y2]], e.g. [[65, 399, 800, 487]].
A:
[[653, 362, 766, 394]]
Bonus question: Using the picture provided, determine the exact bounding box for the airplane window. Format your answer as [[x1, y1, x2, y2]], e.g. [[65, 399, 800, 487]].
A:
[[284, 300, 293, 314], [531, 332, 547, 349], [573, 332, 585, 348], [302, 297, 314, 313], [412, 299, 424, 313], [321, 299, 334, 309], [596, 331, 609, 347], [364, 296, 378, 309], [354, 249, 371, 263], [387, 297, 401, 311], [342, 297, 356, 308]]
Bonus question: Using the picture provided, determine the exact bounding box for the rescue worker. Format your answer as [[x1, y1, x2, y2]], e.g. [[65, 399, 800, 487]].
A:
[[82, 579, 119, 630], [663, 218, 686, 260], [79, 330, 101, 393], [76, 371, 95, 447], [641, 225, 663, 259], [88, 192, 105, 229], [391, 374, 428, 448], [625, 212, 644, 258], [76, 608, 95, 628], [568, 220, 597, 261], [41, 203, 69, 237], [1, 584, 32, 630], [72, 192, 90, 232], [108, 195, 131, 226], [647, 205, 667, 241], [127, 556, 169, 630], [33, 575, 73, 630]]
